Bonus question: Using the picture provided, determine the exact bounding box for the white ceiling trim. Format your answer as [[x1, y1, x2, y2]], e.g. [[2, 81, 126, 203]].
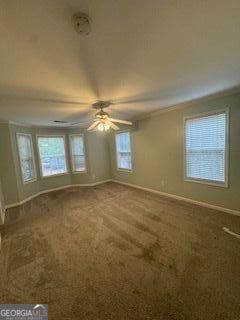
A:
[[135, 86, 240, 121]]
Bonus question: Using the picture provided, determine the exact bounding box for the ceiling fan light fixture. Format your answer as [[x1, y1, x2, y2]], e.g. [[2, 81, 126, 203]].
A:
[[97, 123, 104, 131], [97, 122, 110, 131], [78, 100, 133, 131]]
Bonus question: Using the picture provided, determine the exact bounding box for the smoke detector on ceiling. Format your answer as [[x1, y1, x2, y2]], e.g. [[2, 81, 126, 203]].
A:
[[72, 12, 91, 36]]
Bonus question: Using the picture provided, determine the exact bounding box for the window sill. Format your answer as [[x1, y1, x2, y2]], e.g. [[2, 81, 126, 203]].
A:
[[184, 177, 228, 188], [41, 172, 69, 179], [72, 170, 87, 175], [116, 168, 132, 173], [23, 178, 37, 185]]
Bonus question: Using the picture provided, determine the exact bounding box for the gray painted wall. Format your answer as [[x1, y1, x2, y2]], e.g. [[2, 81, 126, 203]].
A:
[[0, 124, 111, 205], [0, 123, 19, 204], [69, 128, 111, 185], [0, 92, 239, 211], [109, 93, 240, 212]]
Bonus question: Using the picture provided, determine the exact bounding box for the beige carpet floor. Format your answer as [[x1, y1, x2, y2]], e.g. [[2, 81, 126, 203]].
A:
[[0, 182, 239, 320]]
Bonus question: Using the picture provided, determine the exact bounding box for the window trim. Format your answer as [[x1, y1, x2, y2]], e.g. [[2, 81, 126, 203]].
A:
[[115, 130, 133, 172], [183, 108, 229, 188], [36, 134, 69, 178], [69, 134, 87, 174], [16, 133, 37, 185]]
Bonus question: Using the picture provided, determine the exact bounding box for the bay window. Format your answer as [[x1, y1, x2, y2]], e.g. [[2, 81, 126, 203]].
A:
[[37, 136, 68, 177]]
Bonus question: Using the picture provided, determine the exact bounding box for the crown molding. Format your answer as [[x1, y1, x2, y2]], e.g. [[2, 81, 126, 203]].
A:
[[0, 120, 91, 131], [0, 120, 70, 130], [9, 121, 33, 128], [134, 85, 240, 121], [0, 119, 9, 124]]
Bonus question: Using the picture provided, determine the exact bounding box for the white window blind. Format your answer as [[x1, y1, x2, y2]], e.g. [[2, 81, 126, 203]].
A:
[[17, 134, 36, 183], [185, 112, 227, 184], [37, 136, 67, 177], [116, 132, 132, 170], [70, 135, 86, 172]]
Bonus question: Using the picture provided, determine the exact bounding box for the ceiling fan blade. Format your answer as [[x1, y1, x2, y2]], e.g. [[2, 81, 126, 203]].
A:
[[69, 109, 97, 126], [0, 95, 90, 106], [108, 118, 133, 125], [87, 120, 100, 131], [103, 119, 120, 130], [71, 120, 92, 126]]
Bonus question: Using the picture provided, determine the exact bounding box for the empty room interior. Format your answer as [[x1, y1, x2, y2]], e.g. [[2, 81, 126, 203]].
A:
[[0, 1, 240, 319]]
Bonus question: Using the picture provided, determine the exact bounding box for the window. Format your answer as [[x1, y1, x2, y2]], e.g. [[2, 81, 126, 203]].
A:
[[116, 131, 132, 170], [37, 136, 68, 177], [69, 134, 86, 172], [185, 111, 228, 186], [16, 133, 36, 183]]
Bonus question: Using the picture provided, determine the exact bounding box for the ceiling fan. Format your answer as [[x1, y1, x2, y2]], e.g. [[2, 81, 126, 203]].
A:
[[71, 101, 133, 131]]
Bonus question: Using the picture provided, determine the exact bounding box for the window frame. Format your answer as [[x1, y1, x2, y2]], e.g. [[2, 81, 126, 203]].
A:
[[16, 133, 37, 184], [36, 134, 69, 178], [115, 130, 133, 172], [69, 134, 87, 174], [183, 108, 229, 188]]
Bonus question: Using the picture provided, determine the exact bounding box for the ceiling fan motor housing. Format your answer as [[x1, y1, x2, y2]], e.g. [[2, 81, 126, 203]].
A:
[[95, 110, 109, 118], [92, 101, 111, 109], [92, 101, 111, 118]]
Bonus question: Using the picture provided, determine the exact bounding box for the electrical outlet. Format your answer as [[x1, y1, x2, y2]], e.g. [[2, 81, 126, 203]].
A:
[[161, 179, 165, 187]]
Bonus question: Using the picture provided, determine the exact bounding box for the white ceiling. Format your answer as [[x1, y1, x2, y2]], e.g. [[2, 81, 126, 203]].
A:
[[1, 0, 240, 126]]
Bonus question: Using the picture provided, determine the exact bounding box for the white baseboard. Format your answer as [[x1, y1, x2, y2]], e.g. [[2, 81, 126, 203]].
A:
[[4, 178, 240, 218], [5, 179, 111, 210], [112, 180, 240, 217], [72, 180, 111, 187]]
